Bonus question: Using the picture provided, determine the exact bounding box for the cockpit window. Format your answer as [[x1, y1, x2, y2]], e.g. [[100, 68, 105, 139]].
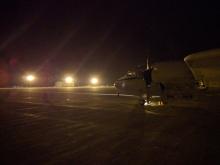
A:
[[127, 71, 136, 78]]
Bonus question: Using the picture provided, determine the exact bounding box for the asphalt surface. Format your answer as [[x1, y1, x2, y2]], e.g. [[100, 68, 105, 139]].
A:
[[0, 86, 219, 165]]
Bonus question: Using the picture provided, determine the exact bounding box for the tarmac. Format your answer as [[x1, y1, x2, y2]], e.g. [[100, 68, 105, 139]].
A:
[[0, 86, 219, 165]]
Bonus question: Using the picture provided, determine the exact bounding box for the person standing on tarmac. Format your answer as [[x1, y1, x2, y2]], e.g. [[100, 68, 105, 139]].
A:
[[143, 66, 153, 104], [159, 82, 166, 104]]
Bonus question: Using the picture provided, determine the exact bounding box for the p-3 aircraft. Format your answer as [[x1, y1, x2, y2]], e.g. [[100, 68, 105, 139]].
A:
[[114, 49, 220, 105]]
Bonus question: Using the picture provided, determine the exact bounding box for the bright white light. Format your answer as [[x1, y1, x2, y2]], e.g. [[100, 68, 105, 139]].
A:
[[90, 77, 99, 85], [144, 101, 150, 106], [64, 76, 74, 84], [26, 75, 35, 82], [144, 96, 164, 106]]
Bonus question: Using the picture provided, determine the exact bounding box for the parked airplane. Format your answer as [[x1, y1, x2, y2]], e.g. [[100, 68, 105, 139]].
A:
[[114, 49, 220, 105]]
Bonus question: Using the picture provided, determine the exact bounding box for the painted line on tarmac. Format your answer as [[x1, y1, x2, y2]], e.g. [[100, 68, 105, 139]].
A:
[[23, 113, 42, 118], [21, 112, 89, 124], [17, 107, 39, 110], [0, 86, 115, 90], [1, 89, 137, 98], [8, 101, 119, 111], [73, 93, 137, 97], [28, 90, 136, 97], [48, 91, 138, 98], [144, 110, 161, 115]]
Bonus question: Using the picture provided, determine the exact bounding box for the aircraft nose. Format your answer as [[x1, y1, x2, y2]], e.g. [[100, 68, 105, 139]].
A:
[[114, 80, 125, 89], [114, 80, 120, 88]]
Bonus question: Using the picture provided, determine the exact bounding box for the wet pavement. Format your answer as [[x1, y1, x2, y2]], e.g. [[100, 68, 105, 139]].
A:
[[0, 87, 219, 165]]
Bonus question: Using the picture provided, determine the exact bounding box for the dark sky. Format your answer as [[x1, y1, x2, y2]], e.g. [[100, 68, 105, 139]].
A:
[[0, 0, 219, 85]]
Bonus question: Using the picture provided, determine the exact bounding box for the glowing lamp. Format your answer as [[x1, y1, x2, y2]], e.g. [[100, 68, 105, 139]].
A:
[[64, 76, 74, 84], [90, 77, 99, 85], [25, 75, 35, 82]]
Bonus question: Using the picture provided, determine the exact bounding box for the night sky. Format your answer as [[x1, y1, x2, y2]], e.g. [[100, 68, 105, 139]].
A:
[[0, 0, 219, 86]]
